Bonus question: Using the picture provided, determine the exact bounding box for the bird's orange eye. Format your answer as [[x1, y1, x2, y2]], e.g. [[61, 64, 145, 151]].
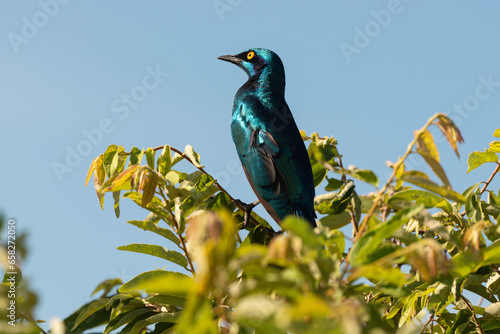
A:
[[246, 51, 255, 60]]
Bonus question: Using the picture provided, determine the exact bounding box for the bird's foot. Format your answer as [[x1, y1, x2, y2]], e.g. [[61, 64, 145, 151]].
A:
[[235, 199, 260, 228]]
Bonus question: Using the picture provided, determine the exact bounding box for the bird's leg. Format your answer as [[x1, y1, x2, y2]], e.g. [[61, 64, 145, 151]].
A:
[[234, 199, 260, 228]]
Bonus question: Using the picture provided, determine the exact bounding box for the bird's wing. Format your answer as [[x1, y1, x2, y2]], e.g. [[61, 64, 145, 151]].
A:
[[231, 100, 292, 215]]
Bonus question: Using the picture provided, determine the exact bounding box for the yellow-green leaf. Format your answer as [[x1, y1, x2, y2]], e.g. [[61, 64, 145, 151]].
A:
[[118, 244, 188, 269], [467, 151, 499, 173], [184, 145, 204, 168], [416, 129, 440, 162], [489, 141, 500, 153], [401, 172, 465, 203], [119, 270, 193, 296], [417, 150, 451, 188], [435, 114, 464, 158]]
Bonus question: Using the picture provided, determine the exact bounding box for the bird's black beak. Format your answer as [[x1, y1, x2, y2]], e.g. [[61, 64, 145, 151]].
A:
[[217, 54, 242, 65]]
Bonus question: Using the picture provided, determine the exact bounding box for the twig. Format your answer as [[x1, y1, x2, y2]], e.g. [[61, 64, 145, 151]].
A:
[[480, 163, 500, 195], [354, 113, 444, 242], [419, 314, 434, 334], [461, 296, 484, 334]]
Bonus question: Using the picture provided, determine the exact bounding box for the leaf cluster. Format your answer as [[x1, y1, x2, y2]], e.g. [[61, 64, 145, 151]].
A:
[[63, 115, 500, 333]]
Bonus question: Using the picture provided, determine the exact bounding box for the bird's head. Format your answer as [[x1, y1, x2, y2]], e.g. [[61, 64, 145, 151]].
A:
[[218, 48, 285, 85]]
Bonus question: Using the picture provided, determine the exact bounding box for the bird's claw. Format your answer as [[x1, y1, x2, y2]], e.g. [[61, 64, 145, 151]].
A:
[[235, 199, 260, 228]]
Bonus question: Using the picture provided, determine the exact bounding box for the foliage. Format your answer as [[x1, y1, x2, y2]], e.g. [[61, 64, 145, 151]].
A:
[[0, 215, 43, 334], [64, 114, 500, 333]]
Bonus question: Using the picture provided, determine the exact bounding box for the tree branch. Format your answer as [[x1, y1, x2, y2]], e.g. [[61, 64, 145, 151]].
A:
[[480, 162, 500, 195], [152, 145, 277, 239]]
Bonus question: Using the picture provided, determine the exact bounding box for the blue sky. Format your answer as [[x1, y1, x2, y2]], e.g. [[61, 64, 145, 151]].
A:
[[1, 0, 500, 329]]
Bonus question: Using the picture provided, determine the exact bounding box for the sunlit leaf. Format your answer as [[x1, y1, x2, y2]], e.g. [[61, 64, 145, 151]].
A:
[[126, 220, 180, 246], [389, 189, 452, 213], [86, 156, 99, 187], [91, 278, 122, 297], [467, 151, 498, 173], [184, 144, 204, 168], [350, 204, 424, 265], [401, 172, 465, 203], [435, 114, 464, 158], [417, 150, 451, 188], [489, 141, 500, 153], [103, 144, 118, 177], [157, 145, 172, 177], [145, 147, 156, 169], [485, 302, 500, 317], [346, 166, 378, 187], [118, 244, 188, 269], [119, 270, 193, 296], [416, 129, 440, 162], [128, 146, 144, 166]]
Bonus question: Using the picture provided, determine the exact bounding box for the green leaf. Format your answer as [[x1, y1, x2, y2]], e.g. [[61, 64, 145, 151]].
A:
[[103, 145, 118, 177], [71, 298, 109, 330], [311, 161, 327, 187], [445, 309, 472, 334], [417, 150, 451, 188], [184, 144, 204, 168], [145, 147, 156, 169], [324, 177, 343, 191], [435, 114, 464, 158], [452, 240, 500, 276], [485, 302, 500, 317], [314, 180, 355, 215], [145, 294, 186, 308], [346, 167, 378, 187], [401, 172, 466, 203], [101, 165, 140, 193], [416, 129, 440, 162], [91, 278, 122, 297], [206, 192, 235, 211], [110, 145, 126, 176], [104, 308, 151, 334], [64, 300, 111, 334], [350, 204, 424, 265], [487, 273, 500, 295], [465, 188, 483, 223], [157, 145, 172, 177], [119, 270, 193, 296], [467, 151, 498, 173], [126, 220, 180, 246], [128, 147, 144, 166], [146, 312, 180, 324], [281, 217, 317, 246], [117, 244, 188, 269], [113, 190, 121, 218], [318, 211, 351, 229], [120, 311, 158, 334], [389, 189, 453, 213]]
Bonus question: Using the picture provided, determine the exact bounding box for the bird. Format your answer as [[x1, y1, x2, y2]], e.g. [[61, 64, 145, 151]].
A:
[[218, 48, 316, 227]]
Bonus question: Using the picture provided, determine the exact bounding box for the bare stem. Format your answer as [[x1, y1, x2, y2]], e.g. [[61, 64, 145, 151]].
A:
[[462, 296, 484, 334], [480, 163, 500, 195], [419, 314, 434, 334]]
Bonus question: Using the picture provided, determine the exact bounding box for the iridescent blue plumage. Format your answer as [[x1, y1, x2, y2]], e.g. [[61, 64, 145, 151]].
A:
[[218, 48, 316, 227]]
